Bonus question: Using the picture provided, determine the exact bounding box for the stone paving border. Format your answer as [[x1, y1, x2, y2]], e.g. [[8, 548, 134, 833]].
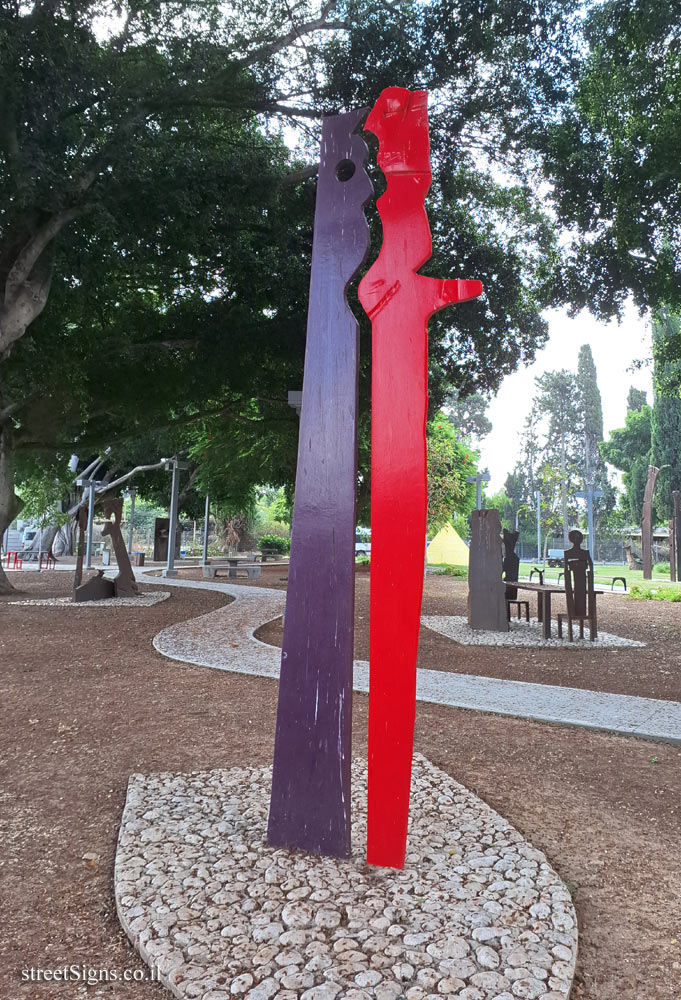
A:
[[139, 571, 681, 746], [421, 615, 644, 649], [115, 755, 577, 1000]]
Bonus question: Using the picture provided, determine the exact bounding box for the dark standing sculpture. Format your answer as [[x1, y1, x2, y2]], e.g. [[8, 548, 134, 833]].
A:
[[267, 110, 372, 858], [557, 529, 598, 641], [468, 509, 508, 632], [641, 465, 660, 580], [502, 529, 520, 600]]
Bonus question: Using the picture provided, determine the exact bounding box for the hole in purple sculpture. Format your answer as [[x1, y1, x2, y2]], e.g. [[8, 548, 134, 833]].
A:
[[336, 159, 356, 182]]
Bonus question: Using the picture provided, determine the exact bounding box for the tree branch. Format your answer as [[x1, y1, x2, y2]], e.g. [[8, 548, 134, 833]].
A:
[[235, 16, 349, 68], [283, 163, 319, 185], [5, 207, 81, 292]]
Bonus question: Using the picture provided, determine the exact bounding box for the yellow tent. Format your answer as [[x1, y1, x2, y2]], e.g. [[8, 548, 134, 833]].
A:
[[427, 522, 469, 566]]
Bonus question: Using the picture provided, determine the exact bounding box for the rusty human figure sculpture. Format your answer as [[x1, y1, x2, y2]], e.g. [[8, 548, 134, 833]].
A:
[[73, 504, 115, 602], [73, 497, 138, 602], [101, 498, 138, 598], [557, 529, 598, 641]]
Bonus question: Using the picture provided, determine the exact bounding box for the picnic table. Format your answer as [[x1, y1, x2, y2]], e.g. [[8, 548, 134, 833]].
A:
[[511, 580, 603, 640], [203, 555, 262, 580]]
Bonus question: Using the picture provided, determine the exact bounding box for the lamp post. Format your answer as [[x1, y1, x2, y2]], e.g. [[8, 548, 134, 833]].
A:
[[76, 478, 101, 570], [163, 457, 189, 577], [126, 485, 137, 555], [575, 485, 604, 559], [466, 471, 490, 510], [202, 495, 210, 567], [535, 489, 541, 562]]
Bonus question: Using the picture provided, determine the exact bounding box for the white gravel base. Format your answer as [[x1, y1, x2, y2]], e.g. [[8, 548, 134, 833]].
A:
[[9, 590, 171, 608], [422, 616, 644, 649], [115, 755, 577, 1000]]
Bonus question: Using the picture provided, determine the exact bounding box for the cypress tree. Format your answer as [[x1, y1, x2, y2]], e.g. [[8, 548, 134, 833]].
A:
[[651, 312, 681, 522], [577, 344, 605, 486], [627, 386, 647, 412]]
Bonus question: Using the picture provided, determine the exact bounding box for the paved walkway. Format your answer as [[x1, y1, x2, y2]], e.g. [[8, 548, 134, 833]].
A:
[[140, 569, 681, 745]]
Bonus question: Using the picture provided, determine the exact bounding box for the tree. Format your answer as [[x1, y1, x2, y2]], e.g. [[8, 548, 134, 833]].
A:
[[444, 388, 492, 442], [577, 344, 604, 483], [0, 0, 582, 591], [426, 416, 477, 532], [600, 405, 652, 523], [537, 0, 681, 319], [534, 370, 581, 545], [650, 311, 681, 522], [627, 386, 648, 412]]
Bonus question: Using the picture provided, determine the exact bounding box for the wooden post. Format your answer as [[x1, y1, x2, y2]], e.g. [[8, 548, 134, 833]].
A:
[[641, 466, 659, 580], [267, 109, 372, 859], [358, 88, 482, 869]]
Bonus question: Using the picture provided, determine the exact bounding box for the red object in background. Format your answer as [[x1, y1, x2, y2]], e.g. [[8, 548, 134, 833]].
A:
[[358, 88, 483, 869]]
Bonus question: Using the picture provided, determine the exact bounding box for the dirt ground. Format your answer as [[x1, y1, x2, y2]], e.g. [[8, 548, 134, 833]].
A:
[[1, 568, 680, 1000]]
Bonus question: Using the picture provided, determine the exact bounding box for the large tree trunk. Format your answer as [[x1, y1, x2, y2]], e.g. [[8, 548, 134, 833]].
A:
[[0, 416, 23, 594]]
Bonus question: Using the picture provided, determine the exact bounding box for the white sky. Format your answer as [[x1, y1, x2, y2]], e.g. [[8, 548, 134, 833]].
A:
[[476, 301, 654, 493]]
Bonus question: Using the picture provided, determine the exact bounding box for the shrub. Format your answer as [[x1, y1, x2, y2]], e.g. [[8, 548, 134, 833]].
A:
[[258, 533, 290, 553], [432, 565, 468, 578], [628, 583, 681, 602], [653, 562, 670, 575]]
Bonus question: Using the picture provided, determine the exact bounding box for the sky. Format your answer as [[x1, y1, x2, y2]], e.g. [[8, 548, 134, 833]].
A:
[[477, 301, 655, 493]]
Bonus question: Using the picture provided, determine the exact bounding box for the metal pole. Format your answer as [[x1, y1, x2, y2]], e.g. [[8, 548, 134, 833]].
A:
[[85, 482, 96, 570], [202, 495, 210, 567], [535, 489, 541, 562], [164, 460, 180, 578], [585, 488, 594, 559], [127, 486, 137, 555]]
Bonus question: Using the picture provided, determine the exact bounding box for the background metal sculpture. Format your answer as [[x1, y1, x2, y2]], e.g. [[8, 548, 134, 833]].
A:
[[502, 528, 520, 601], [73, 505, 115, 602], [641, 465, 659, 580], [101, 498, 138, 597], [358, 87, 482, 869], [468, 509, 508, 632], [267, 109, 372, 858]]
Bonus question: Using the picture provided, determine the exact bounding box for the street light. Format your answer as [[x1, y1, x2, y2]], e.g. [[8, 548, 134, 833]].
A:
[[162, 457, 189, 577]]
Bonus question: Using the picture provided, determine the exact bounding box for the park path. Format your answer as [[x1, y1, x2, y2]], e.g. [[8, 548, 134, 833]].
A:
[[138, 569, 681, 745]]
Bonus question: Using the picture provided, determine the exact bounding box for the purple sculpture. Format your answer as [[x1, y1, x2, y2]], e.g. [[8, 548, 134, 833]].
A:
[[267, 110, 372, 858]]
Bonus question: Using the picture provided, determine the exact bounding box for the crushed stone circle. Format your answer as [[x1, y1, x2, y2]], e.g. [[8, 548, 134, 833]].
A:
[[422, 614, 644, 649], [115, 755, 577, 999], [9, 590, 170, 608]]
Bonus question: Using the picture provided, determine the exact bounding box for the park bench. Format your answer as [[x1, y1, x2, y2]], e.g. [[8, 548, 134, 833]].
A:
[[202, 556, 262, 580]]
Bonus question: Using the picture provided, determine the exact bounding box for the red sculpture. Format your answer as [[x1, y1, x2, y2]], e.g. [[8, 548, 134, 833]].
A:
[[358, 88, 482, 869]]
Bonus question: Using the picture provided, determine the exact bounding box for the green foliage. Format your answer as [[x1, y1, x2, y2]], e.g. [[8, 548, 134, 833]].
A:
[[627, 387, 648, 412], [654, 562, 670, 576], [0, 0, 586, 543], [426, 416, 477, 532], [432, 565, 467, 578], [629, 584, 681, 603], [257, 533, 290, 553], [443, 389, 492, 442], [537, 0, 681, 318], [651, 311, 681, 520], [15, 456, 72, 527], [600, 405, 652, 522]]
